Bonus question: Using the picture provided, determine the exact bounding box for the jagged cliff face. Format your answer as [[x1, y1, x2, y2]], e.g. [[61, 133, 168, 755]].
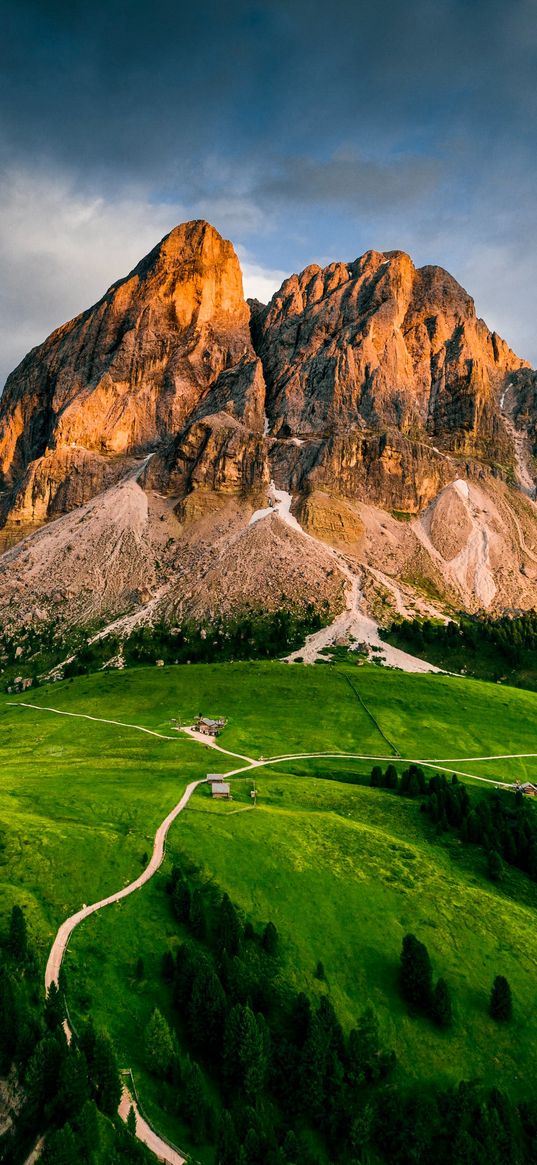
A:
[[253, 250, 526, 455], [0, 221, 260, 534], [1, 221, 537, 633]]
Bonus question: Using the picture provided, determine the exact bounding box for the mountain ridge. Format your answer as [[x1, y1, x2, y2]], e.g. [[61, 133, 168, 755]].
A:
[[1, 220, 537, 655]]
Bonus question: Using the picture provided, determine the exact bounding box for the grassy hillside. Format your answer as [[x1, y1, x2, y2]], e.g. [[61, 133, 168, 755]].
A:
[[2, 662, 537, 1157]]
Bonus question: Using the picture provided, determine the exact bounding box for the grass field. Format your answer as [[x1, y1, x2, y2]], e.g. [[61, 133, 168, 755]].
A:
[[2, 661, 537, 1155]]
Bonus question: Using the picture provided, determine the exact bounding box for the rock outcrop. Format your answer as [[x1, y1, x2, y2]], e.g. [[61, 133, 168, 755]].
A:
[[1, 222, 537, 633], [254, 251, 527, 457], [0, 220, 256, 503]]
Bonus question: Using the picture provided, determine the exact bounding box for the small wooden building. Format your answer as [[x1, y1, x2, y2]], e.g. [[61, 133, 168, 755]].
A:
[[195, 715, 226, 737], [520, 782, 537, 797], [211, 782, 231, 800]]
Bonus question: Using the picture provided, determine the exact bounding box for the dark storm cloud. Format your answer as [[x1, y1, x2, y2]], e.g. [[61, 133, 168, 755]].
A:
[[1, 0, 537, 379], [253, 154, 443, 212]]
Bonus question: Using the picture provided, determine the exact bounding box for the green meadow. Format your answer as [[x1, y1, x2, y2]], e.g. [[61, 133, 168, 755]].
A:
[[2, 661, 537, 1152]]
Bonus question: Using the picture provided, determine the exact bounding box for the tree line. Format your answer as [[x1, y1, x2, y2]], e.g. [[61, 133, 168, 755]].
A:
[[0, 906, 153, 1165], [2, 603, 327, 689], [131, 858, 535, 1165], [369, 760, 537, 886], [383, 610, 537, 688]]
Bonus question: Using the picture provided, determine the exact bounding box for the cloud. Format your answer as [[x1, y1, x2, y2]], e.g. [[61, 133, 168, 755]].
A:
[[236, 247, 288, 305], [254, 152, 442, 213], [0, 169, 286, 385], [0, 170, 188, 384]]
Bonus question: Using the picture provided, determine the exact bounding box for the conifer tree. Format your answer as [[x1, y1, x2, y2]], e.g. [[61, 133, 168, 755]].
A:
[[93, 1033, 121, 1115], [173, 880, 191, 923], [385, 764, 399, 790], [144, 1008, 175, 1078], [41, 1123, 78, 1165], [489, 975, 512, 1022], [77, 1098, 100, 1153], [189, 889, 206, 939], [215, 893, 242, 957], [262, 921, 278, 955], [58, 1047, 89, 1121], [8, 904, 28, 962], [44, 981, 65, 1031], [216, 1110, 239, 1165], [487, 849, 503, 882], [400, 933, 433, 1012], [181, 1058, 207, 1142], [432, 978, 453, 1028]]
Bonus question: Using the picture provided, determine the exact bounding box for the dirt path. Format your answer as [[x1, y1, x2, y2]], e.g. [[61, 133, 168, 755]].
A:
[[8, 701, 177, 740], [179, 725, 256, 763], [42, 776, 205, 1164], [22, 1136, 46, 1165], [119, 1087, 185, 1165], [45, 778, 204, 994], [219, 750, 515, 788]]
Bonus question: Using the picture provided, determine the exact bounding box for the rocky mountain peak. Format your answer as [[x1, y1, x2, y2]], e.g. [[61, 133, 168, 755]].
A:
[[119, 218, 251, 330], [0, 220, 256, 525], [255, 246, 527, 450]]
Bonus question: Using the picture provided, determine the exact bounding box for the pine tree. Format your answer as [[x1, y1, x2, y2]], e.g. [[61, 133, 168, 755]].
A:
[[385, 764, 399, 790], [41, 1123, 78, 1165], [135, 956, 145, 980], [189, 889, 206, 939], [181, 1058, 207, 1142], [93, 1033, 121, 1115], [348, 1006, 381, 1085], [487, 849, 503, 882], [216, 1110, 239, 1165], [172, 880, 191, 923], [223, 1003, 267, 1101], [44, 981, 65, 1031], [215, 893, 242, 957], [400, 933, 433, 1013], [300, 1012, 327, 1122], [432, 978, 453, 1028], [188, 965, 226, 1052], [144, 1008, 175, 1078], [282, 1130, 299, 1162], [126, 1104, 137, 1136], [261, 921, 278, 955], [8, 904, 28, 962], [370, 765, 382, 787], [58, 1047, 89, 1121], [77, 1098, 100, 1154], [24, 1033, 65, 1118], [489, 975, 512, 1022]]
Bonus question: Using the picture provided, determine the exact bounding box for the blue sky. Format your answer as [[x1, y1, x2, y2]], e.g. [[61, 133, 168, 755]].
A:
[[1, 0, 537, 383]]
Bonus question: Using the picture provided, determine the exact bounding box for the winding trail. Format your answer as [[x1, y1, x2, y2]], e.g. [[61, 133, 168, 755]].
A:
[[45, 778, 205, 995], [10, 697, 535, 1163], [118, 1086, 185, 1165], [43, 774, 204, 1165], [8, 702, 178, 741]]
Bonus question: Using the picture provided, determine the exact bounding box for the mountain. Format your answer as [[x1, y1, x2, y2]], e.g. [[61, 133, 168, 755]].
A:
[[1, 220, 537, 649]]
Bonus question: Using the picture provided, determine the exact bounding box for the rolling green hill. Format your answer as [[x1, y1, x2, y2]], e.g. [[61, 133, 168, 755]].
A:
[[2, 662, 537, 1160]]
